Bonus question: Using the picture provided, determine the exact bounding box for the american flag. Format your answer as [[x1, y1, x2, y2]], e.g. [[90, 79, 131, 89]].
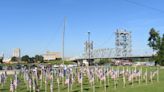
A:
[[153, 70, 158, 77], [87, 69, 94, 83], [1, 73, 5, 84], [70, 74, 73, 84], [14, 73, 18, 89], [10, 80, 14, 92], [89, 73, 94, 83], [128, 74, 133, 82], [65, 74, 70, 84], [13, 79, 17, 90], [143, 70, 147, 80], [78, 73, 82, 84], [45, 72, 48, 84], [29, 78, 32, 88], [100, 72, 106, 81]]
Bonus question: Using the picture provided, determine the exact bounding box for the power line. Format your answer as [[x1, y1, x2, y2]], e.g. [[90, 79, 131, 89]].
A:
[[95, 32, 114, 48], [122, 0, 164, 14], [43, 18, 64, 51]]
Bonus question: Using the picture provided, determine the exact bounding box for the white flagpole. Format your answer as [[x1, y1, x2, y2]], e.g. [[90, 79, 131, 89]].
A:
[[157, 67, 159, 82], [146, 68, 148, 85], [123, 67, 126, 88], [52, 73, 54, 92], [63, 69, 64, 86], [15, 74, 17, 92], [81, 70, 83, 92], [36, 70, 38, 85], [100, 72, 102, 87], [41, 69, 43, 88], [100, 67, 102, 87], [68, 74, 70, 92], [104, 67, 106, 92], [33, 74, 35, 92], [113, 67, 116, 89], [141, 67, 143, 82], [107, 67, 110, 87], [117, 66, 119, 78], [114, 74, 116, 90], [45, 73, 47, 92], [135, 67, 138, 82], [57, 77, 60, 92], [139, 67, 141, 85], [131, 68, 133, 87], [30, 81, 31, 92], [93, 69, 95, 92], [71, 73, 73, 91], [150, 71, 153, 83], [26, 74, 28, 90]]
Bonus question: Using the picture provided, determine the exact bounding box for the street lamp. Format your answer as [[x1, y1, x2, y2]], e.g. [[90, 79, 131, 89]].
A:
[[88, 32, 91, 65], [62, 17, 66, 65]]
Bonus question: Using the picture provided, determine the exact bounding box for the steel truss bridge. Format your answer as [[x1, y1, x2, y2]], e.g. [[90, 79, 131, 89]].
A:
[[70, 30, 153, 61], [70, 48, 153, 60]]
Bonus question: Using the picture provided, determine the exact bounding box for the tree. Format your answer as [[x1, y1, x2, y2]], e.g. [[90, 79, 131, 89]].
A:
[[11, 57, 18, 62], [39, 55, 44, 63], [157, 34, 164, 65], [0, 58, 3, 63], [21, 55, 30, 63], [30, 57, 35, 63], [148, 28, 164, 65], [148, 28, 160, 51], [98, 59, 111, 65], [35, 55, 40, 63], [35, 55, 44, 63]]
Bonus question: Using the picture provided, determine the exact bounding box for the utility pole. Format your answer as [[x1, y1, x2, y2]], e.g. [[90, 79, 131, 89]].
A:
[[62, 17, 66, 65], [88, 32, 91, 65], [84, 32, 93, 66]]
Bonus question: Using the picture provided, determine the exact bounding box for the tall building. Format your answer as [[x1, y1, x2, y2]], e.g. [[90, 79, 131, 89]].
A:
[[13, 48, 21, 58]]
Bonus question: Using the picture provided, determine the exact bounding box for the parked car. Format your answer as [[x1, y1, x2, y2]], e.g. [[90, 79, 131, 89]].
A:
[[7, 66, 13, 70], [0, 65, 3, 70], [15, 64, 21, 69], [122, 61, 133, 66]]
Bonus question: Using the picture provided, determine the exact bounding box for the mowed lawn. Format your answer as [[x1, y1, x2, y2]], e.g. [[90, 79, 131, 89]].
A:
[[0, 66, 164, 92]]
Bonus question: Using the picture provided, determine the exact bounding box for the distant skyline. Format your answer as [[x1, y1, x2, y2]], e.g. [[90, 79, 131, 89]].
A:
[[0, 0, 164, 57]]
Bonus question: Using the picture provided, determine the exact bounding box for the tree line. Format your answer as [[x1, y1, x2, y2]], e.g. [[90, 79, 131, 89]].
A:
[[11, 55, 44, 63]]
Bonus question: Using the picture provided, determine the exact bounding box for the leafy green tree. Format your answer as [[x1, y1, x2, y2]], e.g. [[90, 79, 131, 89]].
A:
[[35, 55, 44, 63], [0, 58, 3, 63], [39, 55, 44, 63], [148, 28, 160, 51], [30, 57, 35, 63], [98, 59, 111, 65], [21, 55, 30, 63], [11, 57, 18, 62], [148, 28, 164, 65], [157, 34, 164, 65]]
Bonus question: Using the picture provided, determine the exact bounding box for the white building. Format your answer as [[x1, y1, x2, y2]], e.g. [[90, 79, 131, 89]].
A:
[[3, 58, 11, 63], [43, 51, 61, 61], [13, 48, 21, 58]]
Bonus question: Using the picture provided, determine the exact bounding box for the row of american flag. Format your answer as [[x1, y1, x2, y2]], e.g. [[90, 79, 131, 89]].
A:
[[0, 65, 159, 92]]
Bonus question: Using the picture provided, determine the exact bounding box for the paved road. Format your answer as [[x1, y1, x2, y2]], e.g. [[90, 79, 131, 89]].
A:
[[0, 70, 20, 75]]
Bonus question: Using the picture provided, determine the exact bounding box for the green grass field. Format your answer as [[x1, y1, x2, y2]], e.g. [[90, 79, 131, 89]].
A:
[[0, 66, 164, 92]]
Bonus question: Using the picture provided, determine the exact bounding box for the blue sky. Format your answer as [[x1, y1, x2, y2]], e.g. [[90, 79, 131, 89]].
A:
[[0, 0, 164, 57]]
